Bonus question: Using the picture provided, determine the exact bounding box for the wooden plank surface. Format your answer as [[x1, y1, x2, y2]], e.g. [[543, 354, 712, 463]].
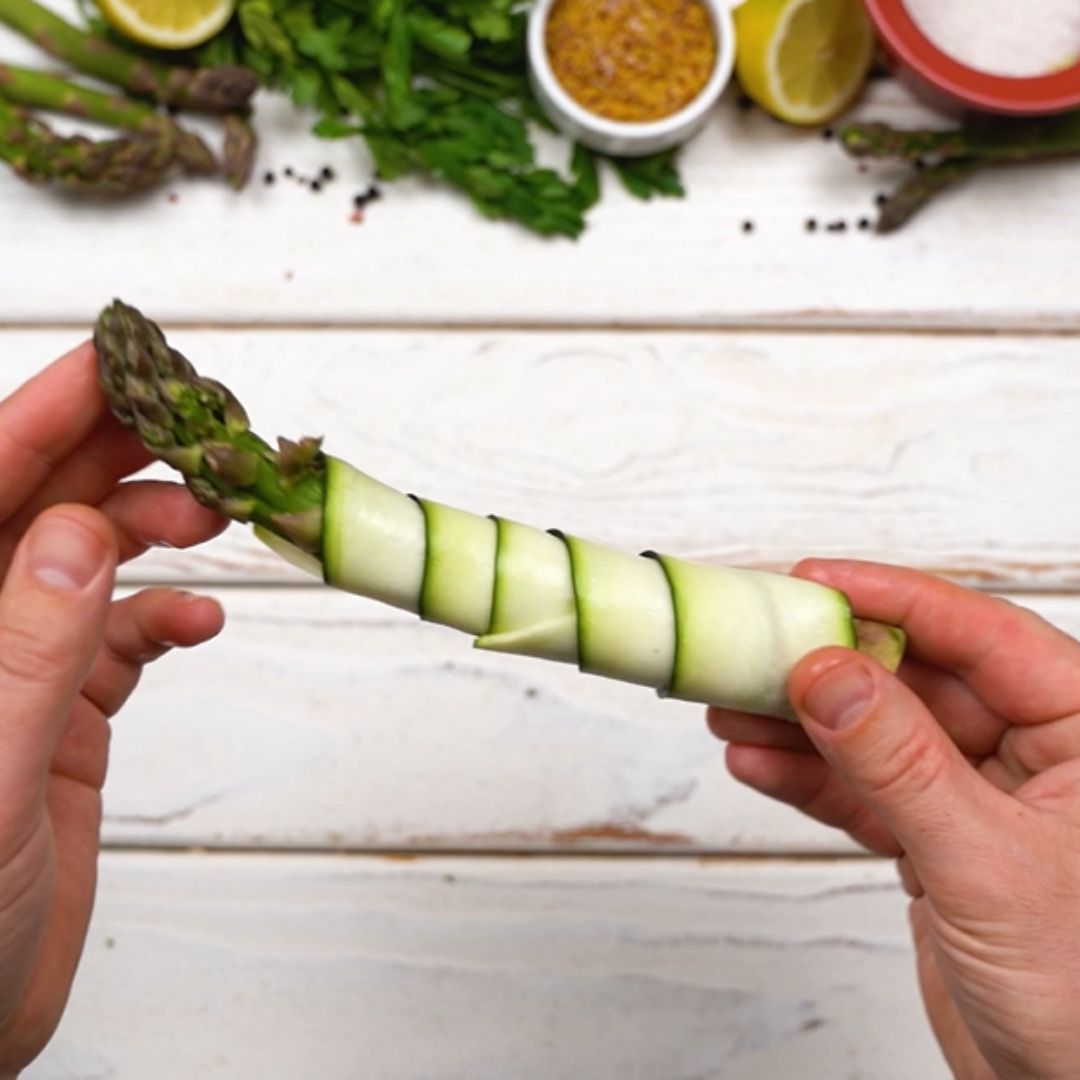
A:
[[97, 587, 1080, 853], [27, 853, 944, 1080], [0, 12, 1078, 331], [4, 327, 1080, 590]]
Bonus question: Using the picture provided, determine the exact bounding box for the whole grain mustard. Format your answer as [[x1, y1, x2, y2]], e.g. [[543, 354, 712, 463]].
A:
[[545, 0, 718, 123]]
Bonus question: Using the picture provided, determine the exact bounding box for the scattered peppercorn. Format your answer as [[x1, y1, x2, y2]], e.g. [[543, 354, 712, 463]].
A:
[[310, 179, 322, 192], [875, 192, 887, 206], [805, 218, 818, 233], [321, 166, 335, 182], [822, 127, 834, 141], [353, 185, 382, 209], [284, 166, 294, 178], [741, 219, 754, 234], [858, 217, 872, 231], [263, 171, 276, 185], [826, 220, 847, 232], [735, 91, 754, 112]]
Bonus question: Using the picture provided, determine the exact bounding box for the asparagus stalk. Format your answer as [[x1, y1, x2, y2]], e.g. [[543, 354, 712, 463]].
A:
[[0, 0, 256, 113], [842, 114, 1080, 165], [94, 300, 905, 720], [222, 112, 257, 190], [0, 63, 216, 175], [877, 158, 981, 235], [0, 96, 176, 194]]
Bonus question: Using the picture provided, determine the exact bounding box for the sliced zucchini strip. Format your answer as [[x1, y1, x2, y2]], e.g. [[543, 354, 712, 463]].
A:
[[475, 517, 578, 663], [650, 554, 856, 716], [562, 534, 674, 689], [415, 498, 498, 635], [322, 456, 426, 612], [253, 523, 323, 580]]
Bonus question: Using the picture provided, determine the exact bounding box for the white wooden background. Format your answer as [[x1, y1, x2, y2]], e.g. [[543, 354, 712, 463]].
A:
[[5, 10, 1079, 1071]]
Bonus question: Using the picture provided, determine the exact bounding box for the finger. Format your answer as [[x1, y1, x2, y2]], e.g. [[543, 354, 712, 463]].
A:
[[0, 420, 152, 571], [0, 342, 106, 521], [983, 714, 1080, 796], [896, 854, 924, 898], [96, 481, 227, 564], [0, 506, 116, 842], [1012, 756, 1080, 813], [724, 743, 902, 855], [706, 706, 816, 752], [789, 647, 1006, 876], [898, 656, 1007, 756], [795, 559, 1080, 725], [82, 588, 224, 718]]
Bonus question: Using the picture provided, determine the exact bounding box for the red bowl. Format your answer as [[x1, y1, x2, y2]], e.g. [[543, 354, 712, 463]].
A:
[[864, 0, 1080, 115]]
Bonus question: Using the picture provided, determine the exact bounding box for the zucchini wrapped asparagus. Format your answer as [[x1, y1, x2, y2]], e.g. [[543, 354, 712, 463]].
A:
[[94, 301, 904, 719]]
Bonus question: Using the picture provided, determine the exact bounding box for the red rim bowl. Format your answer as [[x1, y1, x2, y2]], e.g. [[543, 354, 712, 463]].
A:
[[864, 0, 1080, 115]]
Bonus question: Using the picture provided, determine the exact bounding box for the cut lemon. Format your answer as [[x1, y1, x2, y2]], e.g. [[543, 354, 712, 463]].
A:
[[734, 0, 874, 126], [96, 0, 236, 49]]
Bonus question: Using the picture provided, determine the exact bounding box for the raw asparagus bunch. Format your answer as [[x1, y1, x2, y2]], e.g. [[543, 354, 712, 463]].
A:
[[95, 300, 905, 720], [841, 112, 1080, 232], [0, 0, 258, 193], [0, 63, 217, 177], [0, 95, 179, 194], [0, 0, 255, 113]]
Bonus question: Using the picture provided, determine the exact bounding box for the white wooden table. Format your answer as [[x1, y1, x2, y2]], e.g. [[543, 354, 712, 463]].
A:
[[6, 16, 1080, 1073]]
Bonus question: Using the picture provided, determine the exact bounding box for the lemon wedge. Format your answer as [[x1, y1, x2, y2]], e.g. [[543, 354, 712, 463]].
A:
[[735, 0, 874, 126], [96, 0, 235, 50]]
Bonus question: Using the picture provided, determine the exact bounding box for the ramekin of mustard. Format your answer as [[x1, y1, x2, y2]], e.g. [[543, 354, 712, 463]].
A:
[[527, 0, 742, 156]]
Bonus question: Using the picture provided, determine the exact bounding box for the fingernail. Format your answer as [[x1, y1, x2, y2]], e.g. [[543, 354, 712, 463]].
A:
[[800, 661, 873, 731], [29, 516, 108, 592]]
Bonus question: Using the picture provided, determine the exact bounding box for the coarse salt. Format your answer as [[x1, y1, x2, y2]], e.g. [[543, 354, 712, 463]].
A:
[[905, 0, 1080, 78]]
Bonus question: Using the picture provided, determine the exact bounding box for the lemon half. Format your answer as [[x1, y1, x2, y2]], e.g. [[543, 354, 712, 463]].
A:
[[96, 0, 235, 50], [735, 0, 874, 126]]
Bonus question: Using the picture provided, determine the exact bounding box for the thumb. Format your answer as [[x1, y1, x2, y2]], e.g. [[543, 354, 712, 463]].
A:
[[0, 506, 116, 818], [789, 648, 997, 874]]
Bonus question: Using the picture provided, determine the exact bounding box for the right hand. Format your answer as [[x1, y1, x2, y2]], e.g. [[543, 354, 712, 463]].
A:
[[708, 560, 1080, 1080]]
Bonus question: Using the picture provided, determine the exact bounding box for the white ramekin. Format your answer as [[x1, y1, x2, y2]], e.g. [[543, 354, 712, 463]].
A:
[[527, 0, 742, 157]]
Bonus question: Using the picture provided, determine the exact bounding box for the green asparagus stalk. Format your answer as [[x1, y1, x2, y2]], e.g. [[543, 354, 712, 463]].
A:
[[842, 114, 1080, 165], [0, 63, 216, 175], [222, 112, 257, 190], [0, 95, 176, 195], [95, 300, 906, 721], [877, 158, 982, 235], [0, 0, 256, 113], [94, 300, 325, 553]]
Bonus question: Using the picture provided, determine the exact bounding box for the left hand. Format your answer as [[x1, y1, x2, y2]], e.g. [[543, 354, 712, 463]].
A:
[[0, 341, 227, 1077]]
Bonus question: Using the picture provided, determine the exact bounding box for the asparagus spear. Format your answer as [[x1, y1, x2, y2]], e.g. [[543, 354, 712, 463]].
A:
[[0, 96, 176, 194], [222, 112, 257, 190], [94, 299, 325, 552], [0, 0, 256, 113], [95, 300, 905, 720], [842, 114, 1080, 165], [877, 158, 982, 235], [0, 63, 216, 175]]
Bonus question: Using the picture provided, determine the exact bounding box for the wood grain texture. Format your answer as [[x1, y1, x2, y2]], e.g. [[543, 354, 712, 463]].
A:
[[96, 586, 1080, 853], [4, 328, 1080, 590], [0, 12, 1076, 331], [27, 853, 945, 1080]]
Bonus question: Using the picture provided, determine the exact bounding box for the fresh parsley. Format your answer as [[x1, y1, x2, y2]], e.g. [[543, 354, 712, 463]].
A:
[[196, 0, 686, 237]]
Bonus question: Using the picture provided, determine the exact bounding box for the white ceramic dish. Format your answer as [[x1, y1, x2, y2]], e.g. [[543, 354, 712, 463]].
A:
[[527, 0, 743, 157]]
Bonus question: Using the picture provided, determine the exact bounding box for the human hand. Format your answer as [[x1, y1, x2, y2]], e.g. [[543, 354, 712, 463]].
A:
[[708, 560, 1080, 1080], [0, 343, 227, 1078]]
